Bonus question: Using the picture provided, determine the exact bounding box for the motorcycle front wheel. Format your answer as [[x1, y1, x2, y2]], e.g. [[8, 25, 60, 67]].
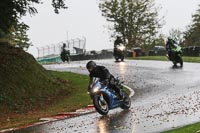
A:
[[174, 56, 183, 67], [93, 95, 109, 115]]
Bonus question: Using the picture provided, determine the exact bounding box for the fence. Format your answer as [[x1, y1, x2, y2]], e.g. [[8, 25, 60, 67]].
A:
[[36, 37, 86, 59], [182, 46, 200, 56]]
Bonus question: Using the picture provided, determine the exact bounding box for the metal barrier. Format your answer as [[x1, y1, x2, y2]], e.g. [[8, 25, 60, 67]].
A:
[[36, 37, 86, 59], [37, 50, 114, 64]]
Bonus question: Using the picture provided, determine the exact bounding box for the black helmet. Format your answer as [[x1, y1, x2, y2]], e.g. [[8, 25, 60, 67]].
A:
[[86, 61, 96, 69]]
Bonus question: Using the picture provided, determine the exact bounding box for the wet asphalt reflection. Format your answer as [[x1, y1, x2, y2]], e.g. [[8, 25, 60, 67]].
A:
[[13, 59, 200, 133]]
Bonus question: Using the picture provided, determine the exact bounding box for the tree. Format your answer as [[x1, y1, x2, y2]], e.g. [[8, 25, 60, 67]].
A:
[[183, 4, 200, 46], [0, 0, 67, 49], [143, 33, 165, 51], [1, 22, 31, 50], [169, 28, 183, 44], [99, 0, 162, 49]]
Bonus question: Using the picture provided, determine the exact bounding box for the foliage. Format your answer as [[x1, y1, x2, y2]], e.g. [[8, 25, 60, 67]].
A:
[[183, 4, 200, 46], [99, 0, 162, 49], [1, 22, 32, 50], [0, 0, 67, 49], [143, 33, 165, 51], [168, 28, 183, 45]]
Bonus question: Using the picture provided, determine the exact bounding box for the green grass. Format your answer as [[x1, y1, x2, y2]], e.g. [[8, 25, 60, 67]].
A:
[[127, 56, 200, 63], [163, 122, 200, 133], [0, 43, 93, 130], [127, 56, 168, 61], [0, 71, 91, 130], [182, 56, 200, 63], [47, 71, 91, 112]]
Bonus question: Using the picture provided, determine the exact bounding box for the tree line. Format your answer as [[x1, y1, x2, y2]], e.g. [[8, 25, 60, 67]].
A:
[[99, 0, 200, 50], [0, 0, 199, 50]]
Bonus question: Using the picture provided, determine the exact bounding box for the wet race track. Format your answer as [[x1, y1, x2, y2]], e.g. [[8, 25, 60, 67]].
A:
[[15, 59, 200, 133]]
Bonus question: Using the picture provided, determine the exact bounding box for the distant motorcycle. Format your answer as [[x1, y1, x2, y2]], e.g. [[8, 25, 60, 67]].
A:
[[60, 49, 70, 62], [89, 78, 131, 115], [114, 44, 125, 62], [166, 45, 183, 67]]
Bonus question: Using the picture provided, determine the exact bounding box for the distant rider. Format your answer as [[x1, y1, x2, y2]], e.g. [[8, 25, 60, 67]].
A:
[[86, 61, 124, 99], [61, 43, 70, 54], [114, 36, 123, 48], [166, 37, 178, 61], [114, 36, 123, 55], [61, 43, 70, 62]]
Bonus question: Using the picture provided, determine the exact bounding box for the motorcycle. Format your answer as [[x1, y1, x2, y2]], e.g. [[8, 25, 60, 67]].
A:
[[166, 45, 183, 67], [89, 78, 131, 115], [60, 49, 70, 62], [114, 44, 125, 62]]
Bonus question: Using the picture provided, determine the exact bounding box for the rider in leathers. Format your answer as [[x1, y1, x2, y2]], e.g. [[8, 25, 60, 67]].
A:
[[86, 61, 123, 99], [114, 36, 123, 56], [166, 38, 178, 61]]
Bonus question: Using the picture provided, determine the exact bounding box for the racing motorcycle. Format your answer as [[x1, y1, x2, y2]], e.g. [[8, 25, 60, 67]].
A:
[[166, 45, 183, 67], [89, 78, 131, 115], [60, 49, 70, 62], [114, 44, 125, 62]]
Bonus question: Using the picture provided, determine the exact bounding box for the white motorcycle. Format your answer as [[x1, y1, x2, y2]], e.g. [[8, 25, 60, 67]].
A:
[[114, 44, 125, 62]]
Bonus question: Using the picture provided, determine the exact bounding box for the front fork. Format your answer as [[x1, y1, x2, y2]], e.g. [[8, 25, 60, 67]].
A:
[[100, 93, 105, 103]]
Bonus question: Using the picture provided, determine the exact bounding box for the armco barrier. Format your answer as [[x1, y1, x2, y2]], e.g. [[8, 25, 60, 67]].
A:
[[70, 52, 113, 61], [37, 52, 114, 63]]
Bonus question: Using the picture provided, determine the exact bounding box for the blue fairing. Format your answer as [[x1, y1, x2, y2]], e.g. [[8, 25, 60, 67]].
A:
[[93, 80, 122, 109]]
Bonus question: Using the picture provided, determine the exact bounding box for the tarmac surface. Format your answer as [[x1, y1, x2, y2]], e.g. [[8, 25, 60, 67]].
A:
[[3, 59, 200, 133]]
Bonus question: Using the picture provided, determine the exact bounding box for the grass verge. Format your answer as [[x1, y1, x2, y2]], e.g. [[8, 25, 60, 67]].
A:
[[0, 71, 91, 130], [163, 122, 200, 133]]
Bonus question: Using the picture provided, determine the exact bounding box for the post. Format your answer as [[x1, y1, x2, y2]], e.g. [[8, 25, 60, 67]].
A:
[[132, 51, 136, 58]]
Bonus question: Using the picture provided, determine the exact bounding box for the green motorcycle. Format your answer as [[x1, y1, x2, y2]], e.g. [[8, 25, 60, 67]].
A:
[[167, 45, 183, 67]]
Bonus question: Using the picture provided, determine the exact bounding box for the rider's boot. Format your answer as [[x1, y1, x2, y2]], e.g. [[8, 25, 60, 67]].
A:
[[113, 84, 124, 99], [118, 89, 124, 99]]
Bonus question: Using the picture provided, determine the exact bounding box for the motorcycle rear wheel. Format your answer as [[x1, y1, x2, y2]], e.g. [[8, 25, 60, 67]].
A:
[[93, 95, 109, 115]]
